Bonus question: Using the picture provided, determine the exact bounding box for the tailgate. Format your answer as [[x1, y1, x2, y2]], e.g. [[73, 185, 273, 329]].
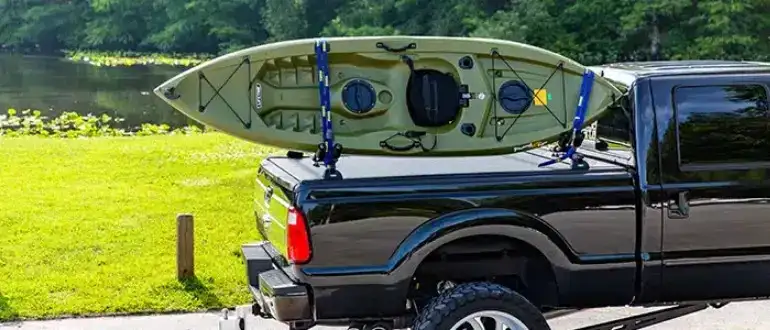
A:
[[254, 163, 295, 258]]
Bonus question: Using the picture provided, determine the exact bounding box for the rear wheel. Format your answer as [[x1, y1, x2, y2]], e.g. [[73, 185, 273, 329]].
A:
[[412, 282, 551, 330]]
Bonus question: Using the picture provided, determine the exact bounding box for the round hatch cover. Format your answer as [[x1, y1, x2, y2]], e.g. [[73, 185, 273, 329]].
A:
[[498, 80, 533, 115], [342, 79, 376, 114]]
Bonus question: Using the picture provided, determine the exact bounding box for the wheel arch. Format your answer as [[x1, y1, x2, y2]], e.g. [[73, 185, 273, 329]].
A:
[[390, 208, 579, 272], [392, 208, 573, 308]]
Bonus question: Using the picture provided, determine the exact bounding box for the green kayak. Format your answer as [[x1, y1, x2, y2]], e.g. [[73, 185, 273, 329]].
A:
[[154, 36, 622, 156]]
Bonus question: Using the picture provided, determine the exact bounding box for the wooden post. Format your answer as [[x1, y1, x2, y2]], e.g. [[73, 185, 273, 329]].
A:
[[177, 213, 194, 280]]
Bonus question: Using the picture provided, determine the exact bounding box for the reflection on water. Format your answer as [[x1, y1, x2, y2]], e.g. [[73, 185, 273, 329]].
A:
[[0, 54, 191, 128]]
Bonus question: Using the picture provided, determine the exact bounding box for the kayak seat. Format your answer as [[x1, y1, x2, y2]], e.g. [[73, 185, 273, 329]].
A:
[[405, 68, 461, 127], [400, 54, 461, 128]]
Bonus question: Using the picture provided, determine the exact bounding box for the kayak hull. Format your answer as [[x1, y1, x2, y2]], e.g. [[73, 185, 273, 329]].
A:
[[154, 36, 622, 156]]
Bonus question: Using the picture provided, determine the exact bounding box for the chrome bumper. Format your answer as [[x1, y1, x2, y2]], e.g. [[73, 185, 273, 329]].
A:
[[242, 242, 312, 322]]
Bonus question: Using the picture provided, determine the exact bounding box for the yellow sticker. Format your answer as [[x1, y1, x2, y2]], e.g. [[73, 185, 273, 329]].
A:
[[534, 88, 547, 106]]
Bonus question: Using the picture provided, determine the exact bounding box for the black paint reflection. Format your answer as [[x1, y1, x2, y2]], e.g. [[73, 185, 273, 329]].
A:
[[673, 84, 770, 166]]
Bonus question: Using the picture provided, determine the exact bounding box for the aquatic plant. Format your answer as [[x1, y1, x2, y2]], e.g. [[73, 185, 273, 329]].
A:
[[64, 50, 213, 67], [0, 108, 206, 138]]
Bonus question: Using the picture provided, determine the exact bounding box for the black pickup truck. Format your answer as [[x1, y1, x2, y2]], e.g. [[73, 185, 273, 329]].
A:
[[230, 60, 770, 330]]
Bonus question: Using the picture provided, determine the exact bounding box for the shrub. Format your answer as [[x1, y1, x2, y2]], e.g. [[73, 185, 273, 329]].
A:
[[0, 108, 205, 138]]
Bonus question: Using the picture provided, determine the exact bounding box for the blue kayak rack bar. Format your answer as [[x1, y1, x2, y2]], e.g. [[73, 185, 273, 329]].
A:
[[538, 69, 595, 169], [313, 39, 343, 179]]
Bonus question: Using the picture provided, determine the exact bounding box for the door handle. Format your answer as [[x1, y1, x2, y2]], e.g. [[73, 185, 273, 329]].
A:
[[668, 191, 690, 219]]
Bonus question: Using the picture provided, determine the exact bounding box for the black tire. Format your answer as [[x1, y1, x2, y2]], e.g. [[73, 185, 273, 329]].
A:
[[412, 282, 551, 330]]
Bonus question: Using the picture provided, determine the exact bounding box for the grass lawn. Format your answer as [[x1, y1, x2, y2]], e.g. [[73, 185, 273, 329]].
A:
[[0, 133, 277, 321]]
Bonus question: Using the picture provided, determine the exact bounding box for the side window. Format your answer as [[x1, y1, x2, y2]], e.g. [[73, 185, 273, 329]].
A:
[[673, 84, 770, 168], [584, 95, 633, 150], [595, 102, 632, 148]]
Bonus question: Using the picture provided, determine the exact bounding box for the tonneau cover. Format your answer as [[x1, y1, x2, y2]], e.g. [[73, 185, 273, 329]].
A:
[[265, 146, 632, 182]]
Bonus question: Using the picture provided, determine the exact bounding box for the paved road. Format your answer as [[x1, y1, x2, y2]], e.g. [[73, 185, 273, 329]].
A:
[[3, 300, 770, 330]]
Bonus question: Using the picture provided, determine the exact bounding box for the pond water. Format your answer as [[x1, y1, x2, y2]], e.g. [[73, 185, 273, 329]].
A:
[[0, 54, 192, 129]]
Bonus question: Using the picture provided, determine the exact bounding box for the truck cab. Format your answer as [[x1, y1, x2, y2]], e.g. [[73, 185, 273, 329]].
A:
[[236, 60, 770, 330], [595, 60, 770, 303]]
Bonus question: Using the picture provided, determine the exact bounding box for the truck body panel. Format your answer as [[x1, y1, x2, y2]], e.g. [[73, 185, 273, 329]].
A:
[[254, 147, 642, 318], [647, 72, 770, 302], [245, 60, 770, 327]]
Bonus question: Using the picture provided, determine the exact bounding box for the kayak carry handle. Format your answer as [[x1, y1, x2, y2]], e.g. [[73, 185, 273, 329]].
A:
[[376, 42, 417, 53], [379, 131, 436, 153], [162, 87, 180, 100], [380, 140, 420, 152]]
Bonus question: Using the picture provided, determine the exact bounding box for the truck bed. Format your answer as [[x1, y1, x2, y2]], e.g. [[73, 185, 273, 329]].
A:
[[264, 144, 634, 182]]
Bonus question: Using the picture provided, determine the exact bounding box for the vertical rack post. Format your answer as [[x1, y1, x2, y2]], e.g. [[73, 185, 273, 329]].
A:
[[538, 69, 595, 169], [313, 39, 343, 179]]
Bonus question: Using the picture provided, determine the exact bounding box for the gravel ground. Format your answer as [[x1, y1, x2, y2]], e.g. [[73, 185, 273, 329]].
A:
[[2, 300, 769, 330]]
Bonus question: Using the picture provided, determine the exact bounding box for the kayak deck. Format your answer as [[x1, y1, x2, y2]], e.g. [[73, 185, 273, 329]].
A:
[[155, 36, 621, 158]]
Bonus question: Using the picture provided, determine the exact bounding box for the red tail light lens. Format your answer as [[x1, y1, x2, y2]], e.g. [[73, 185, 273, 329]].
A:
[[287, 206, 311, 264]]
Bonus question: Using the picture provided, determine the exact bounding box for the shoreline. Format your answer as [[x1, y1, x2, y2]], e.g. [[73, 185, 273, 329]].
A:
[[64, 50, 213, 67], [0, 49, 214, 68], [0, 109, 207, 138]]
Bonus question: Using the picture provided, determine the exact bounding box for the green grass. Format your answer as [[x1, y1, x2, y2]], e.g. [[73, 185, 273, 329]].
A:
[[0, 133, 278, 321]]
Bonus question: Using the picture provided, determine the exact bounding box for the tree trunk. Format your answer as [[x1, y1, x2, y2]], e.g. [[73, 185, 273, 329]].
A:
[[650, 9, 661, 60]]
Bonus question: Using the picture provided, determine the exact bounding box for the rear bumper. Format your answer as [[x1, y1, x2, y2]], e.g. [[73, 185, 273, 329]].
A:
[[242, 241, 312, 323]]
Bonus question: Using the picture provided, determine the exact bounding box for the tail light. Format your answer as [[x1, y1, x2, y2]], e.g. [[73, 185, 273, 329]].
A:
[[287, 206, 311, 264]]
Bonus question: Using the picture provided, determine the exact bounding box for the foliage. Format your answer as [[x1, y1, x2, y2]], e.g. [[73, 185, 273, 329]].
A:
[[64, 50, 211, 67], [0, 0, 767, 321], [0, 108, 205, 138], [2, 0, 770, 64], [0, 133, 275, 320]]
